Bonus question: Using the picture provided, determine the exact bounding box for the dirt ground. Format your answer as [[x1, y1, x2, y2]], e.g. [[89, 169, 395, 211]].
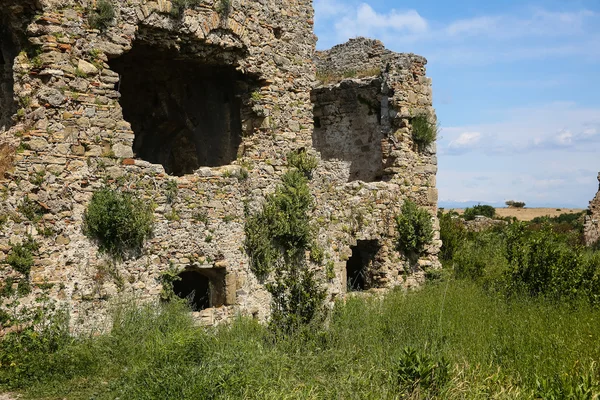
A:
[[448, 207, 585, 222]]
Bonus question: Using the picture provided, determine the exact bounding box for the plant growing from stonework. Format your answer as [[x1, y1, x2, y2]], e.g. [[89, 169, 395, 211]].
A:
[[18, 196, 44, 222], [245, 152, 326, 332], [411, 113, 438, 151], [287, 148, 318, 178], [89, 0, 115, 31], [83, 187, 154, 260], [396, 199, 433, 256], [7, 235, 39, 278], [170, 0, 201, 17]]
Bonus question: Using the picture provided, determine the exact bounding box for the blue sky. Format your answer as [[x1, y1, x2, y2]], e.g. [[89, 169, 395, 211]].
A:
[[314, 0, 600, 207]]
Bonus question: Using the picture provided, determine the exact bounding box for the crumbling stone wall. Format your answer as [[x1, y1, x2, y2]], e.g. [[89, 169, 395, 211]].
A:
[[584, 173, 600, 246], [0, 1, 440, 333]]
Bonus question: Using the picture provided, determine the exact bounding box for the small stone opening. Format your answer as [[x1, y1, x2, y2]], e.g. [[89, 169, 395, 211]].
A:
[[346, 240, 380, 291], [172, 267, 226, 311], [0, 19, 18, 131], [312, 79, 384, 182], [109, 42, 258, 176]]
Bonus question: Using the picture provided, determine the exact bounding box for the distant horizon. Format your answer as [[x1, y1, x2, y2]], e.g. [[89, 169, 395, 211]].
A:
[[314, 0, 600, 207], [438, 200, 588, 210]]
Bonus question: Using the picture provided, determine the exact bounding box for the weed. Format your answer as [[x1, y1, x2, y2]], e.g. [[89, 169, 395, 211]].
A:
[[82, 187, 154, 260], [287, 148, 318, 178], [165, 180, 178, 204], [411, 113, 438, 151], [89, 0, 115, 30], [396, 199, 433, 256], [7, 235, 40, 277], [170, 0, 201, 17], [19, 196, 44, 222]]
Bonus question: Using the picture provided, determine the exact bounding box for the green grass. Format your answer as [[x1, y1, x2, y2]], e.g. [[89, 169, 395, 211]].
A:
[[2, 280, 600, 399]]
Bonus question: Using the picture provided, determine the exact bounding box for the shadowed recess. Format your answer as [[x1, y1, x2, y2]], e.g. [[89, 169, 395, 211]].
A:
[[110, 42, 256, 176], [346, 239, 380, 291]]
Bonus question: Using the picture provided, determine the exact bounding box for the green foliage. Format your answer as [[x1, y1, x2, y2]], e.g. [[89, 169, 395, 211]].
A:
[[245, 169, 313, 278], [411, 114, 438, 151], [89, 0, 115, 31], [82, 187, 154, 260], [18, 195, 44, 222], [7, 235, 39, 277], [286, 148, 318, 178], [438, 212, 466, 261], [159, 264, 182, 302], [535, 364, 600, 400], [504, 223, 600, 301], [396, 199, 433, 255], [6, 282, 600, 398], [463, 204, 496, 221], [170, 0, 201, 17], [530, 211, 585, 234], [396, 347, 449, 395], [245, 155, 324, 331]]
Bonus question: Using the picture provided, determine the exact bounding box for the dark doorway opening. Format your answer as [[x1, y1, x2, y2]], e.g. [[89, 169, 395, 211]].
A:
[[172, 268, 226, 311], [346, 240, 380, 291], [109, 43, 256, 176], [0, 21, 18, 131]]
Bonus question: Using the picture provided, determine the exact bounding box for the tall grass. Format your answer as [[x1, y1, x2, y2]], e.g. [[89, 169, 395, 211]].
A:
[[2, 281, 600, 399]]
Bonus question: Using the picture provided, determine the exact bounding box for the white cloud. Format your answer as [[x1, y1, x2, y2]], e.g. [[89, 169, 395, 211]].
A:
[[322, 3, 428, 44], [445, 9, 596, 39], [440, 102, 600, 155], [448, 132, 481, 149]]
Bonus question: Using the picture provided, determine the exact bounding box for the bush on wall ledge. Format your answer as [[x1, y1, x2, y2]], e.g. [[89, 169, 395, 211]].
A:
[[83, 187, 154, 261]]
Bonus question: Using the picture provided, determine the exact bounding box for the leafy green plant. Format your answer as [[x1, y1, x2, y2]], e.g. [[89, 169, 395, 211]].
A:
[[438, 211, 466, 261], [396, 347, 450, 395], [18, 196, 44, 222], [7, 236, 39, 277], [287, 148, 318, 178], [245, 153, 325, 331], [396, 199, 433, 256], [170, 0, 201, 17], [89, 0, 115, 31], [159, 263, 182, 302], [463, 204, 495, 221], [411, 114, 437, 151], [165, 180, 178, 204], [82, 187, 153, 260]]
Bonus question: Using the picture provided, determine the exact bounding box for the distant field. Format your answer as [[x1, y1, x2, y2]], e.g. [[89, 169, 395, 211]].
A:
[[448, 207, 585, 221]]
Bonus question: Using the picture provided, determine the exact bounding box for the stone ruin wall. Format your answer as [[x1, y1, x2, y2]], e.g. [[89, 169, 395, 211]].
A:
[[0, 0, 440, 332], [584, 173, 600, 246]]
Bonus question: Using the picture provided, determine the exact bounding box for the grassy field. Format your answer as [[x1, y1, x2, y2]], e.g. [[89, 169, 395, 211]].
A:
[[2, 210, 600, 399], [1, 280, 599, 399]]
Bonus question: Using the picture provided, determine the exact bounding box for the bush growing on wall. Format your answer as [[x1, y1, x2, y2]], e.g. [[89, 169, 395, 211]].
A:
[[83, 187, 154, 260], [396, 199, 433, 256], [245, 152, 326, 331], [411, 114, 437, 151], [89, 0, 115, 31]]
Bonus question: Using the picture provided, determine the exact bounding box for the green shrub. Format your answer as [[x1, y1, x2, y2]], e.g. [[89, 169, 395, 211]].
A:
[[170, 0, 201, 17], [438, 212, 466, 262], [411, 114, 437, 151], [506, 200, 526, 208], [245, 155, 325, 331], [287, 148, 318, 178], [396, 347, 449, 395], [89, 0, 115, 30], [18, 196, 44, 222], [82, 187, 153, 260], [463, 204, 495, 221], [165, 180, 178, 204], [6, 235, 39, 277], [396, 199, 433, 255], [504, 223, 596, 300]]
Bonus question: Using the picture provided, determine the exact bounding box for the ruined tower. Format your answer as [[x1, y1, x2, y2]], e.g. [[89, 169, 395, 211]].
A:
[[0, 0, 439, 330]]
